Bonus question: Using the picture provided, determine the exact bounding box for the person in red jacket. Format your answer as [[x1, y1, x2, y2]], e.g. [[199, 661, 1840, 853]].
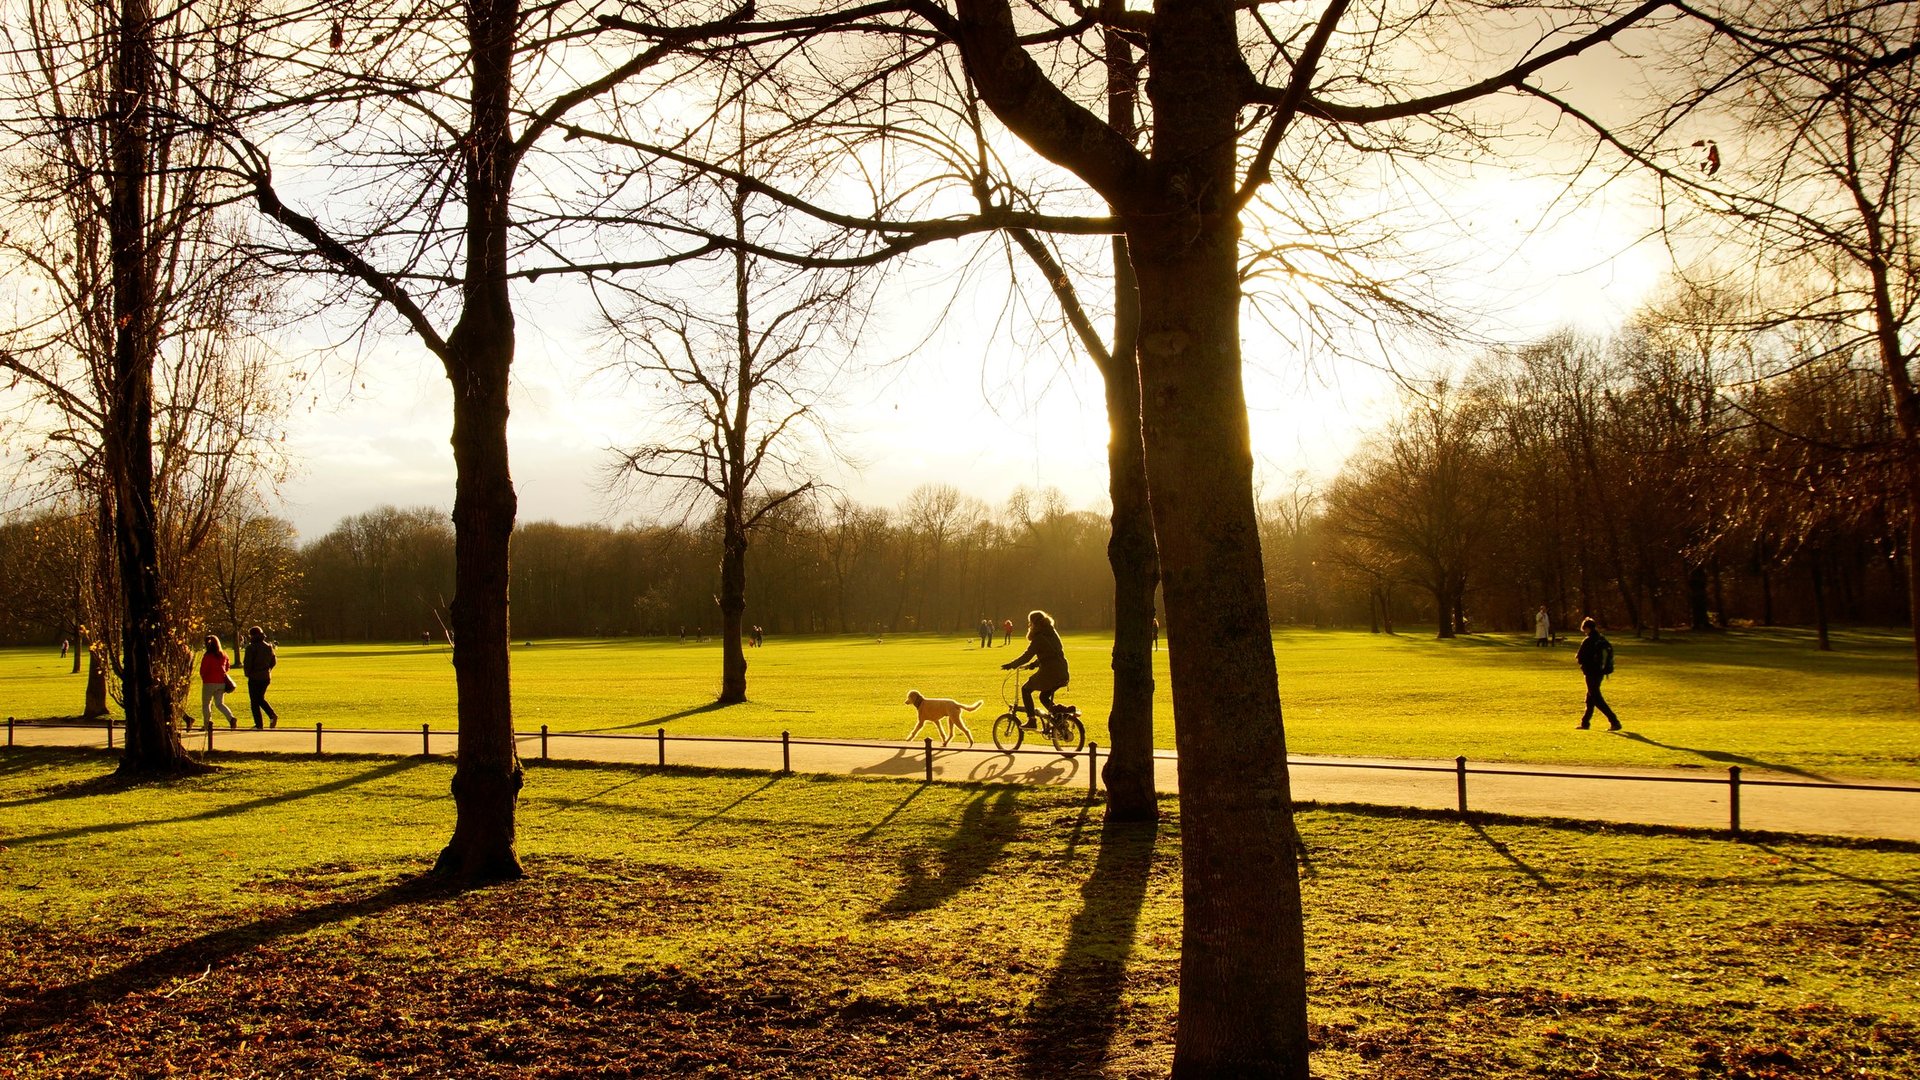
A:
[[196, 634, 239, 731]]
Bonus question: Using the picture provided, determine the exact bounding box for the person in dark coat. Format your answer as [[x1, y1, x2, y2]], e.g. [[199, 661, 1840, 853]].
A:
[[243, 626, 280, 730], [1001, 609, 1069, 727], [1574, 617, 1619, 730]]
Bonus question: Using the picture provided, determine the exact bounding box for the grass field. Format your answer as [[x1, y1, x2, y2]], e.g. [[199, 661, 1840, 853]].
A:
[[0, 749, 1914, 1077], [3, 627, 1917, 779]]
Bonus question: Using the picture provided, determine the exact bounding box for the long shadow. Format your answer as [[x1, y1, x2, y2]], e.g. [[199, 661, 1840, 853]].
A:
[[849, 748, 924, 778], [0, 874, 460, 1037], [1610, 731, 1834, 783], [856, 784, 927, 842], [1748, 841, 1918, 903], [599, 701, 732, 732], [1019, 821, 1158, 1078], [1466, 820, 1555, 891], [866, 788, 1019, 920], [0, 757, 429, 848], [677, 776, 785, 835]]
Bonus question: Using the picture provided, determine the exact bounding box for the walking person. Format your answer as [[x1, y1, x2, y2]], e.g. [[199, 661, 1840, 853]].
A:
[[979, 616, 992, 648], [1534, 605, 1552, 647], [197, 634, 239, 731], [243, 626, 280, 730], [1000, 618, 1014, 646], [1001, 610, 1070, 727], [1574, 617, 1620, 731]]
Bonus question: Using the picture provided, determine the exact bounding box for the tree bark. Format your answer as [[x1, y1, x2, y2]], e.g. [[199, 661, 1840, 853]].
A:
[[106, 0, 193, 777], [1122, 8, 1307, 1062], [83, 648, 110, 721], [431, 0, 523, 883], [1099, 260, 1159, 823], [718, 520, 748, 704]]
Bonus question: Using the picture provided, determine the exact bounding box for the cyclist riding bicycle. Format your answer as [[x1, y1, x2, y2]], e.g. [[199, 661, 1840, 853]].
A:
[[1000, 609, 1069, 728]]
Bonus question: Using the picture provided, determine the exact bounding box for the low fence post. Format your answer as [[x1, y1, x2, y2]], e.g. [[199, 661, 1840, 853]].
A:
[[105, 717, 113, 750], [421, 723, 430, 756], [6, 716, 12, 747], [924, 737, 934, 784], [1729, 766, 1742, 836], [315, 722, 323, 755], [781, 730, 791, 775], [657, 727, 666, 767], [205, 722, 213, 753], [540, 724, 549, 761], [1088, 742, 1099, 799], [1456, 756, 1469, 816]]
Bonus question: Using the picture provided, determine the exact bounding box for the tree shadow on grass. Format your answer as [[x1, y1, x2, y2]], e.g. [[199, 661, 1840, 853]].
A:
[[1465, 820, 1555, 891], [598, 701, 732, 732], [0, 873, 463, 1037], [1019, 820, 1158, 1078], [1747, 841, 1917, 903], [1610, 731, 1833, 783], [866, 788, 1018, 921], [0, 757, 430, 848], [677, 776, 785, 835]]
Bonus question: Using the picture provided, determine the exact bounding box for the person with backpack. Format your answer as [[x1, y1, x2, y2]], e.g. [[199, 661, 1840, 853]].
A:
[[242, 626, 280, 730], [1574, 617, 1620, 730]]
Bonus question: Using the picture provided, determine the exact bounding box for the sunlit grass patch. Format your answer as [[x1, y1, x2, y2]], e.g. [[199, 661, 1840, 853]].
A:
[[1, 749, 1915, 1077]]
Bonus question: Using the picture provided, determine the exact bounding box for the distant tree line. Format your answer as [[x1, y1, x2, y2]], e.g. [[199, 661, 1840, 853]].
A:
[[5, 299, 1907, 650]]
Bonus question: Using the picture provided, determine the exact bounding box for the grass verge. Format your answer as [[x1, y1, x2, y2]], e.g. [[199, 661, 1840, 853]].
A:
[[1, 748, 1916, 1077]]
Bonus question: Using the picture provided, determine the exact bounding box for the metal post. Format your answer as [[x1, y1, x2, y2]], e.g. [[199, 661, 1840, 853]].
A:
[[541, 724, 549, 761], [1455, 756, 1469, 816], [205, 722, 213, 753], [422, 723, 430, 756], [1729, 766, 1742, 835], [316, 722, 323, 754], [924, 737, 934, 783], [657, 727, 666, 766], [6, 716, 12, 748], [782, 730, 791, 775], [1088, 742, 1099, 799]]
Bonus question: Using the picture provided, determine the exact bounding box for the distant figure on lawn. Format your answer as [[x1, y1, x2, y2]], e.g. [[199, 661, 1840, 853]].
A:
[[751, 625, 764, 647], [1575, 617, 1620, 731], [979, 616, 992, 648], [244, 626, 280, 730], [1534, 605, 1552, 647], [195, 634, 238, 731], [1151, 616, 1160, 651], [1001, 618, 1014, 646], [421, 630, 431, 646], [59, 639, 69, 658]]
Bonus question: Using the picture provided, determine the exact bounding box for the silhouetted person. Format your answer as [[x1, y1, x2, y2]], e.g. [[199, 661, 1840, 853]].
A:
[[1002, 609, 1069, 727], [1575, 617, 1619, 730], [1535, 605, 1551, 647]]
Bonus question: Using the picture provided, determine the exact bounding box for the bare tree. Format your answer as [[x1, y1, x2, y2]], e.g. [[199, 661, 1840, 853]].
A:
[[605, 172, 860, 703], [0, 0, 282, 770]]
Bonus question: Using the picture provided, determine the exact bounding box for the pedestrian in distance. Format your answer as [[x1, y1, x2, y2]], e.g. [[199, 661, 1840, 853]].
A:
[[196, 634, 239, 731], [1574, 617, 1620, 731], [1534, 605, 1552, 647], [1151, 616, 1160, 652], [1001, 609, 1070, 727], [1001, 618, 1014, 646], [59, 639, 69, 658], [979, 616, 992, 648], [243, 626, 280, 730]]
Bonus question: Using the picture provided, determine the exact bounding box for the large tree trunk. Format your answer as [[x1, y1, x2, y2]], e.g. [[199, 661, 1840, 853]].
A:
[[83, 649, 111, 721], [107, 0, 192, 777], [1126, 11, 1306, 1063], [718, 520, 748, 704], [432, 0, 523, 883], [1431, 584, 1452, 639]]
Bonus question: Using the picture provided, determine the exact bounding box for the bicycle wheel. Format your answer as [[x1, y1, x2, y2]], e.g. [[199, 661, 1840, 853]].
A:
[[1047, 714, 1086, 753], [991, 712, 1025, 752]]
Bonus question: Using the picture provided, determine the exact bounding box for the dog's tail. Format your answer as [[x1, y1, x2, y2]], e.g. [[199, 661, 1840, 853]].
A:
[[962, 700, 983, 712]]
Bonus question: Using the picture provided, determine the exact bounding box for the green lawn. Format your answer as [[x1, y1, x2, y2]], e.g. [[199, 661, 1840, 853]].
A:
[[4, 626, 1917, 779], [0, 750, 1914, 1077]]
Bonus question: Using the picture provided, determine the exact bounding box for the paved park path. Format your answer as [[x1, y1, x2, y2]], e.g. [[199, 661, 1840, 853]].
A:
[[9, 720, 1917, 843]]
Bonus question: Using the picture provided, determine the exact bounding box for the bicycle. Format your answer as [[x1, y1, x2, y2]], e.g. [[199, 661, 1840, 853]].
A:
[[989, 665, 1086, 753]]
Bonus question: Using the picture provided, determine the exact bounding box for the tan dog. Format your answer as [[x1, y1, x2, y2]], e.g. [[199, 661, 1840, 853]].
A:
[[904, 690, 980, 747]]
